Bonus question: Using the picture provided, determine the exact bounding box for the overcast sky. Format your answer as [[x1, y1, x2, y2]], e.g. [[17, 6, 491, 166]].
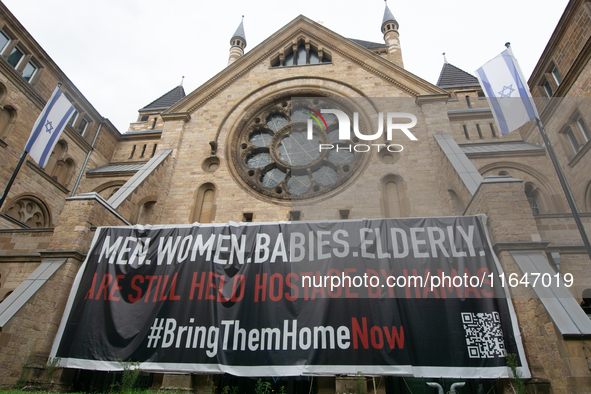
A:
[[3, 0, 569, 133]]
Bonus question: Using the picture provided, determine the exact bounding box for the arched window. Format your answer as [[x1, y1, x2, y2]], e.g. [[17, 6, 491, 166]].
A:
[[382, 175, 408, 218], [0, 105, 16, 140], [45, 140, 75, 186], [45, 140, 67, 174], [4, 195, 51, 228], [525, 182, 544, 215], [271, 42, 331, 67], [192, 183, 216, 223], [53, 158, 75, 186]]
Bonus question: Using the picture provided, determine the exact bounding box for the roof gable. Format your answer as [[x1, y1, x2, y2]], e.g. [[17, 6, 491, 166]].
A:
[[141, 85, 186, 112], [166, 15, 447, 115], [436, 63, 480, 89]]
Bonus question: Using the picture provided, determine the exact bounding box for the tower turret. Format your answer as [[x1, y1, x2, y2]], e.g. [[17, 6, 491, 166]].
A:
[[228, 16, 247, 65], [381, 1, 403, 67]]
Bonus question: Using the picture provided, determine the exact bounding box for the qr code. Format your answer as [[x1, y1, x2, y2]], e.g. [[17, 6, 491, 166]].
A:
[[462, 312, 506, 359]]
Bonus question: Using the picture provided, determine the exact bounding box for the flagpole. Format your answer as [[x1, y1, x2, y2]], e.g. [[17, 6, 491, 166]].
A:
[[0, 151, 28, 211], [0, 82, 73, 213], [534, 117, 591, 260]]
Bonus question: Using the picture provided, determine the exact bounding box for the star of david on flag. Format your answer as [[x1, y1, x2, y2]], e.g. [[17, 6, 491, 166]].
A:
[[475, 47, 538, 136], [498, 84, 515, 98], [24, 86, 75, 168], [44, 121, 54, 133]]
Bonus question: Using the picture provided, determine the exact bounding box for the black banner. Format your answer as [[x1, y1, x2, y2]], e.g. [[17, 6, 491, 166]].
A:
[[52, 215, 529, 378]]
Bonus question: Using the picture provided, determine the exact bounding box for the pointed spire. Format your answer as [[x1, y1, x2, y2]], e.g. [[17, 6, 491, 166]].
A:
[[443, 52, 448, 64], [382, 0, 397, 27], [179, 76, 184, 87], [228, 16, 247, 65], [381, 0, 403, 67], [231, 15, 246, 44]]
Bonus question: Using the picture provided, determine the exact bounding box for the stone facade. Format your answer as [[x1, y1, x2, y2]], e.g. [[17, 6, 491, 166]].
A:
[[0, 1, 591, 393]]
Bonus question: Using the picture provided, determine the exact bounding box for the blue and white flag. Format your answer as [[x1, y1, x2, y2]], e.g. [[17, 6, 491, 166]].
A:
[[25, 86, 75, 168], [475, 47, 538, 136]]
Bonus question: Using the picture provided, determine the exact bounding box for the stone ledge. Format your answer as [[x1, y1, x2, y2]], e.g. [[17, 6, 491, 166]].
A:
[[493, 241, 551, 254], [415, 93, 449, 106], [39, 250, 86, 262], [0, 255, 43, 262], [0, 226, 53, 233], [66, 192, 131, 225], [546, 244, 588, 254], [161, 112, 191, 122]]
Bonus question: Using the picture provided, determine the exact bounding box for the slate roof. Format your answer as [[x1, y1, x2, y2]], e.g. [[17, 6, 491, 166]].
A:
[[348, 38, 387, 49], [86, 163, 145, 174], [231, 17, 246, 42], [382, 3, 397, 26], [460, 141, 545, 155], [141, 85, 186, 111], [437, 63, 480, 88]]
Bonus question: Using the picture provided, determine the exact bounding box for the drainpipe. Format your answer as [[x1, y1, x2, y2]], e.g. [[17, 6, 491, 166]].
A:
[[450, 382, 466, 392], [71, 122, 102, 197]]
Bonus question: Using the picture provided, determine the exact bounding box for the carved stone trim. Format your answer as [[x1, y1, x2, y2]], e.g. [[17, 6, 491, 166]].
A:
[[161, 112, 191, 122], [39, 250, 86, 262]]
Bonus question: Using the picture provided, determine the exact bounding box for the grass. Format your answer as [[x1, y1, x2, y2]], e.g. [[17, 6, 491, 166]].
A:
[[0, 390, 154, 394]]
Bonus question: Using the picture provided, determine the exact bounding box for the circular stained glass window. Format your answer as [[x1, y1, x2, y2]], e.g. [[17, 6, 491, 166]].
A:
[[231, 98, 365, 200]]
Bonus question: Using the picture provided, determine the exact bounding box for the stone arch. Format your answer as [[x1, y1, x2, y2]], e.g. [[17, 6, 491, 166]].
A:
[[214, 77, 374, 146], [134, 195, 158, 225], [381, 174, 409, 218], [191, 183, 217, 223], [0, 104, 17, 141], [51, 157, 76, 186], [478, 161, 563, 213], [447, 189, 464, 216], [4, 194, 51, 228], [0, 82, 7, 104], [215, 78, 379, 205], [524, 182, 547, 215], [94, 181, 127, 200], [45, 140, 68, 174]]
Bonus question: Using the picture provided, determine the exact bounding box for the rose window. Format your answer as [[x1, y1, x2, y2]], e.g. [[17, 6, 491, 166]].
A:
[[231, 98, 364, 200]]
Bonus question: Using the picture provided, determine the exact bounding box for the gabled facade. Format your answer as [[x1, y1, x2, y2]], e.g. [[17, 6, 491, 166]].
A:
[[0, 1, 591, 393]]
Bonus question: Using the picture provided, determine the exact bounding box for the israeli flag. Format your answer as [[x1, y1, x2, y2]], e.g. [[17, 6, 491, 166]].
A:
[[475, 47, 538, 136], [25, 86, 75, 168]]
